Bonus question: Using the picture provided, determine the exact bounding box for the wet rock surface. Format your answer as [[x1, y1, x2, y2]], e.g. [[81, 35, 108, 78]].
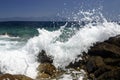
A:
[[37, 50, 53, 63], [67, 35, 120, 80], [37, 63, 56, 79], [84, 35, 120, 80]]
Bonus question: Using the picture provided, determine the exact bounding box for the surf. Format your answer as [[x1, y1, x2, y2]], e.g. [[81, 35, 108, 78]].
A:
[[0, 10, 120, 79]]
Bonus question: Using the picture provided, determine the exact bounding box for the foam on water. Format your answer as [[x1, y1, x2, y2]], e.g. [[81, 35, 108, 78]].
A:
[[0, 11, 120, 79]]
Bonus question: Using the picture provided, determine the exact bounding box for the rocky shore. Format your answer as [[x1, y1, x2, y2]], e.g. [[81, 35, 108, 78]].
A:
[[0, 35, 120, 80], [84, 35, 120, 80]]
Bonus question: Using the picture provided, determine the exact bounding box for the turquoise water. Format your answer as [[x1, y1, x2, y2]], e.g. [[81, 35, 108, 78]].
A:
[[0, 21, 69, 39], [0, 12, 120, 79], [0, 21, 69, 49]]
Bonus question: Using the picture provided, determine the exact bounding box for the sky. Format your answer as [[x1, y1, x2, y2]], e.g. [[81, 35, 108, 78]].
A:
[[0, 0, 120, 21]]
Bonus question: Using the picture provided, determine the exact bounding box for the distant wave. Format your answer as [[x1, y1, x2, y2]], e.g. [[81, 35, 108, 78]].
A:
[[0, 33, 19, 39]]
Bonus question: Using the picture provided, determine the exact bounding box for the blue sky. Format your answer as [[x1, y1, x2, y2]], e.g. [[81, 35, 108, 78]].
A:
[[0, 0, 120, 21]]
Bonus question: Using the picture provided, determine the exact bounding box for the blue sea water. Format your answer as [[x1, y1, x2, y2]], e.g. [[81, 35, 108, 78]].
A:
[[0, 21, 68, 38], [0, 11, 120, 79]]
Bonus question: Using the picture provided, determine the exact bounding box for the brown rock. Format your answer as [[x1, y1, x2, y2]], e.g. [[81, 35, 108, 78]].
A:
[[0, 73, 15, 80], [36, 73, 50, 79], [104, 58, 120, 66], [37, 63, 56, 79], [97, 69, 120, 80], [86, 56, 105, 73], [37, 63, 56, 75], [14, 75, 33, 80], [0, 73, 33, 80]]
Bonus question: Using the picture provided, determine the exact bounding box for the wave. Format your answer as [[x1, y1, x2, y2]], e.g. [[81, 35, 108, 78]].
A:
[[0, 33, 20, 39], [0, 10, 120, 79]]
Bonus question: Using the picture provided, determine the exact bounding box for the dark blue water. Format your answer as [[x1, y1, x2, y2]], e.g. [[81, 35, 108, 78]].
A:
[[0, 21, 81, 38], [0, 21, 71, 38]]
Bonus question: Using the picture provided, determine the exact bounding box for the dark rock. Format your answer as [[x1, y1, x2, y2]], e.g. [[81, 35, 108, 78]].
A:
[[66, 53, 88, 69], [94, 67, 110, 78], [105, 35, 120, 47], [86, 58, 97, 73], [37, 50, 53, 63], [88, 42, 120, 58], [86, 56, 105, 73], [104, 58, 120, 66], [97, 70, 120, 80], [66, 60, 84, 69], [82, 35, 120, 80]]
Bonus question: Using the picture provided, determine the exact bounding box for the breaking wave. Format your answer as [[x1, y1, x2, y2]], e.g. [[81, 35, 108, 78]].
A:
[[0, 10, 120, 79]]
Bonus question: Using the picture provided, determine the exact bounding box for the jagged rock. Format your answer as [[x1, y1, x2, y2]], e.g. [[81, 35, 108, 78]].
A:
[[88, 42, 120, 58], [0, 73, 33, 80], [93, 67, 110, 78], [0, 73, 15, 80], [36, 73, 50, 79], [84, 35, 120, 80], [104, 58, 120, 66], [97, 69, 120, 80], [37, 63, 56, 79], [14, 75, 33, 80], [37, 50, 53, 63], [105, 35, 120, 47], [66, 60, 84, 69], [86, 56, 105, 73]]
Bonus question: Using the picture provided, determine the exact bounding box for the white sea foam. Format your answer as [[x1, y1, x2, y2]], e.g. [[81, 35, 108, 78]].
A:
[[59, 69, 86, 80], [0, 11, 120, 79]]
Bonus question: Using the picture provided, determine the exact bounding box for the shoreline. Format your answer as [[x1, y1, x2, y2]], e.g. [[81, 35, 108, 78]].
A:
[[0, 35, 120, 80]]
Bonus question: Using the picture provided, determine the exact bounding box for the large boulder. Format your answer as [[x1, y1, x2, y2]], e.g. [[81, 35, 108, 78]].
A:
[[88, 42, 120, 58], [84, 35, 120, 80], [86, 56, 105, 73], [66, 35, 120, 80], [105, 35, 120, 47]]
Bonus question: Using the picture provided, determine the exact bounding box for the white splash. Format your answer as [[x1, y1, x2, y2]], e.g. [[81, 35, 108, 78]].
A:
[[0, 10, 120, 79], [25, 11, 120, 68]]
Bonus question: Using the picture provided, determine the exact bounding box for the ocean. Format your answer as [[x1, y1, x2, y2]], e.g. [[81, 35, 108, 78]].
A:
[[0, 11, 120, 79]]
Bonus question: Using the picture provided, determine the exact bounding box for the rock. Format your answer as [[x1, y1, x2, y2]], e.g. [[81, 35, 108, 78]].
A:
[[0, 73, 33, 80], [86, 56, 105, 73], [65, 35, 120, 80], [88, 42, 120, 58], [97, 69, 120, 80], [37, 50, 53, 63], [37, 63, 56, 75], [37, 63, 56, 79], [104, 58, 120, 66], [83, 35, 120, 80], [66, 54, 87, 69], [36, 73, 50, 79], [14, 75, 33, 80], [105, 35, 120, 47], [93, 67, 110, 78], [0, 73, 15, 80], [66, 60, 84, 69]]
